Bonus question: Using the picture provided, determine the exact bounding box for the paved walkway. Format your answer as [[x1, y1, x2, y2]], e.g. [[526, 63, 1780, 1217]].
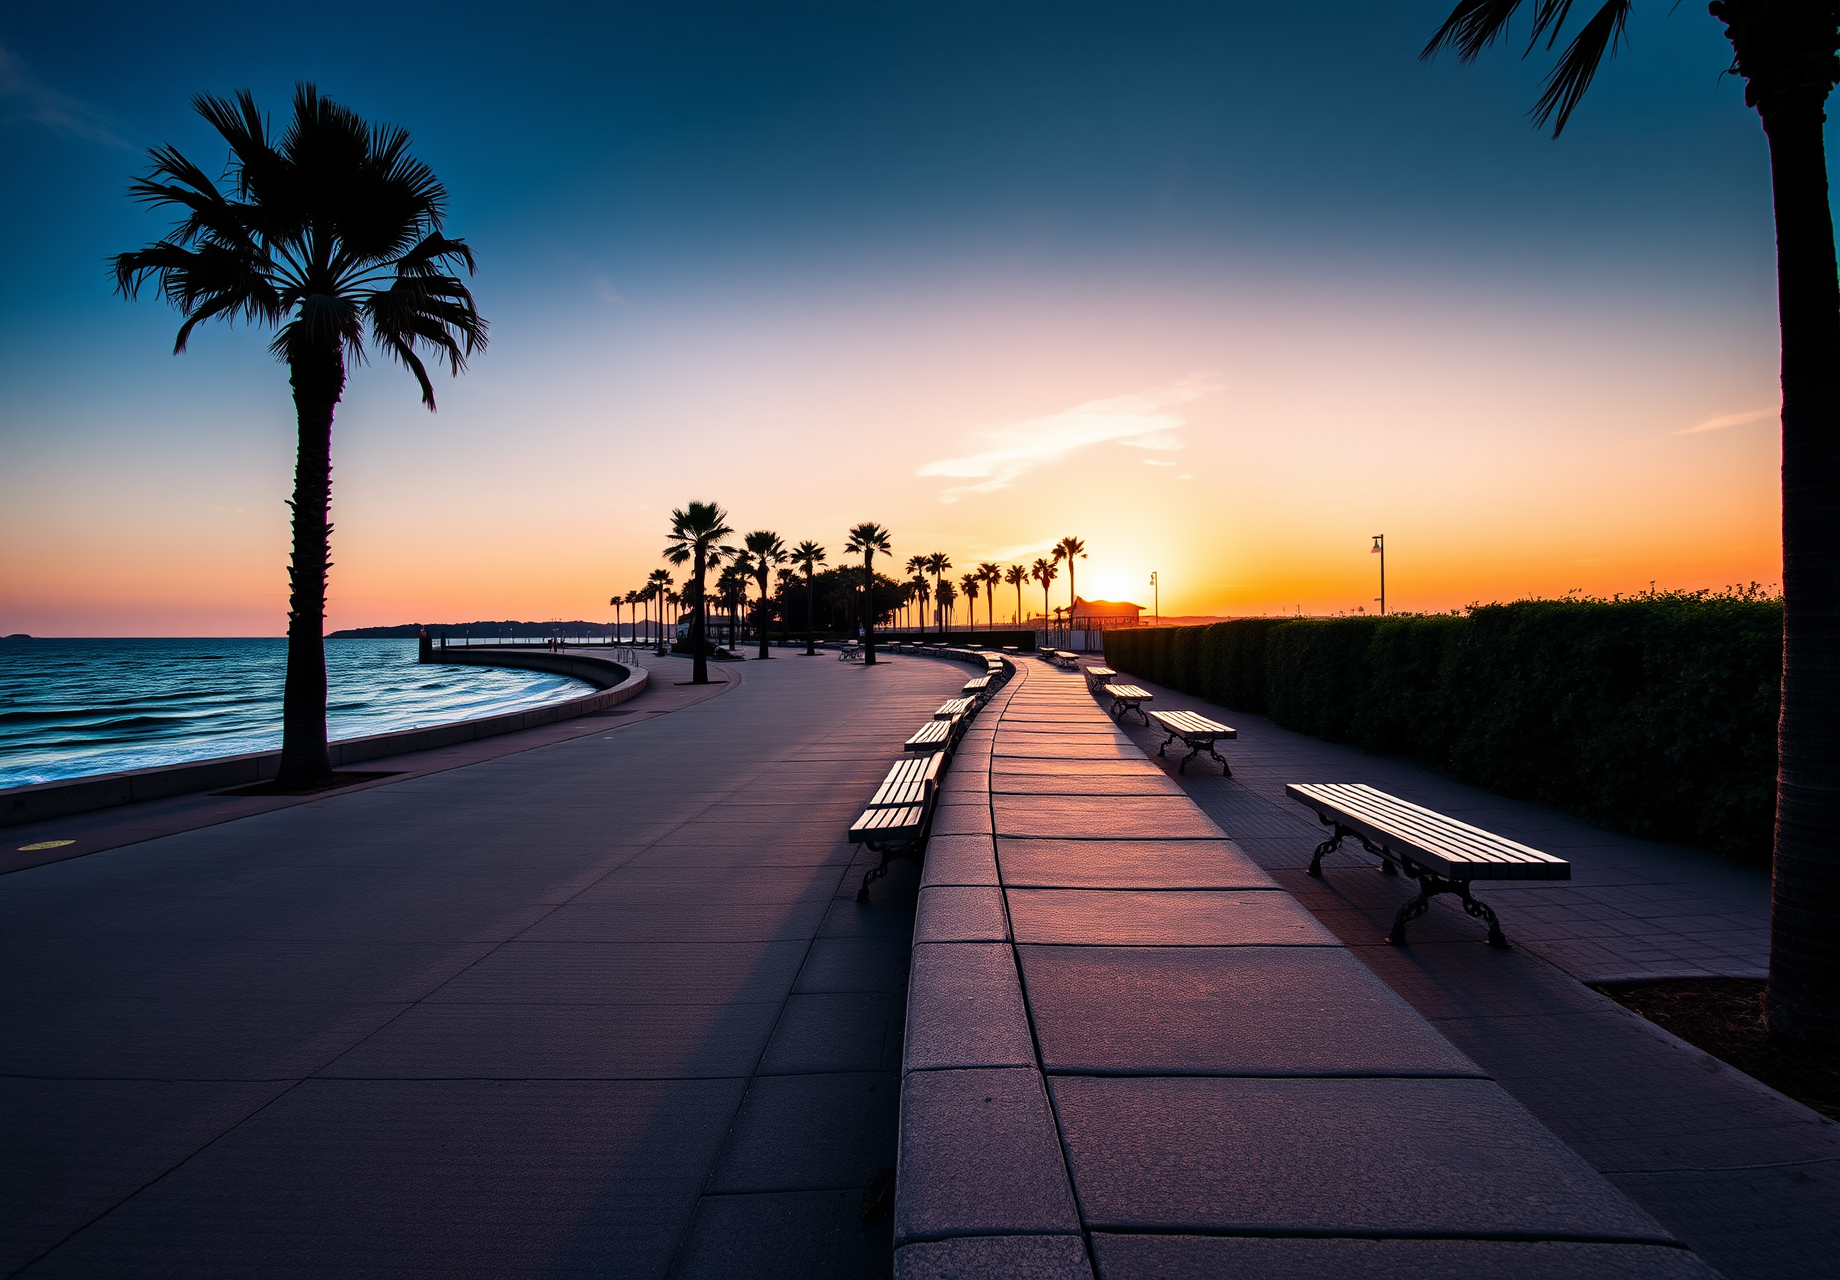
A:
[[3, 651, 958, 1279], [1097, 669, 1840, 1280], [897, 657, 1714, 1280]]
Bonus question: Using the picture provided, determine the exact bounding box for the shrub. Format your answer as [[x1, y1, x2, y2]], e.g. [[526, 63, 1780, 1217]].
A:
[[1102, 595, 1780, 864]]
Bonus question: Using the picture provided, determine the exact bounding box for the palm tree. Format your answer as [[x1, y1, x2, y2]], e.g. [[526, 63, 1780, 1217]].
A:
[[1031, 557, 1059, 636], [647, 569, 674, 654], [959, 572, 981, 633], [923, 552, 953, 633], [903, 555, 930, 637], [1053, 536, 1087, 635], [1005, 564, 1027, 625], [844, 523, 894, 664], [609, 595, 622, 645], [938, 579, 959, 632], [663, 501, 731, 684], [717, 561, 750, 651], [790, 540, 827, 655], [1424, 1, 1840, 1045], [979, 562, 1003, 631], [113, 85, 485, 785], [743, 531, 787, 659]]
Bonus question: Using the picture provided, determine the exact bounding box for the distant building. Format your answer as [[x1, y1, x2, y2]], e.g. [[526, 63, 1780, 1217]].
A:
[[1070, 597, 1143, 626]]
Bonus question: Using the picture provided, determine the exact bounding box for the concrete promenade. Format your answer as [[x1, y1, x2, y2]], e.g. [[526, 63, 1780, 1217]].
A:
[[3, 651, 960, 1278], [895, 657, 1716, 1280], [1099, 669, 1840, 1280]]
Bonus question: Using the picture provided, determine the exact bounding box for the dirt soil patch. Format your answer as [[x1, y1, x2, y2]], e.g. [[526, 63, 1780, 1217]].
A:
[[1595, 977, 1840, 1121]]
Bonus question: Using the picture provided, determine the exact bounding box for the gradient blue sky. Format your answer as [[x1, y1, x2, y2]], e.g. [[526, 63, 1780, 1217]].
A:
[[0, 2, 1799, 632]]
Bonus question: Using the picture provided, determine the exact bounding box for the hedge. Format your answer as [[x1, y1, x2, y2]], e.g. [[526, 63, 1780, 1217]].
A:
[[1104, 595, 1781, 863]]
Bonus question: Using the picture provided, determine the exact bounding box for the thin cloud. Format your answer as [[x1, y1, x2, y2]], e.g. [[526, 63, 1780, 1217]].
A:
[[918, 374, 1216, 503], [0, 44, 131, 149], [1143, 458, 1176, 466], [1678, 406, 1776, 435]]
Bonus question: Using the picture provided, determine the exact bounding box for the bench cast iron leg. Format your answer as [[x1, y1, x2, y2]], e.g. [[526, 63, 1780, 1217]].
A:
[[1203, 738, 1231, 776], [857, 851, 893, 901], [1307, 825, 1348, 877], [1384, 868, 1509, 948], [1157, 730, 1178, 760]]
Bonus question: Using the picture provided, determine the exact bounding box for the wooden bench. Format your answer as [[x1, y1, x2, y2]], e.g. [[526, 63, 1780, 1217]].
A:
[[1050, 650, 1083, 670], [1285, 783, 1571, 948], [850, 753, 946, 899], [1082, 665, 1116, 691], [934, 696, 977, 720], [903, 717, 962, 754], [838, 642, 864, 663], [961, 675, 993, 700], [1100, 682, 1154, 725], [1148, 709, 1236, 775]]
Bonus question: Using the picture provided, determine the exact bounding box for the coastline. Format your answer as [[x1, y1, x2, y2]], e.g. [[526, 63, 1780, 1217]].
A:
[[1, 648, 646, 830]]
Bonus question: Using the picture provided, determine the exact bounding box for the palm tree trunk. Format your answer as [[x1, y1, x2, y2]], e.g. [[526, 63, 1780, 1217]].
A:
[[692, 551, 709, 684], [758, 574, 771, 660], [1758, 71, 1840, 1045], [806, 571, 816, 655], [276, 345, 344, 785], [863, 554, 877, 664]]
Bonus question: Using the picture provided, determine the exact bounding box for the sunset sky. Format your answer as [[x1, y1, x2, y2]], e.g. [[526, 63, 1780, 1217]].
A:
[[0, 2, 1795, 634]]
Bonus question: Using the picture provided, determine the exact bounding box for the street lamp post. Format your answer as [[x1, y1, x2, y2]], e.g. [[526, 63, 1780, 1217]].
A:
[[1149, 571, 1159, 626], [1371, 535, 1385, 617]]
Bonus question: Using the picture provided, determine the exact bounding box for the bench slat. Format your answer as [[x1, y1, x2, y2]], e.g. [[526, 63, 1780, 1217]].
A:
[[1305, 784, 1559, 867]]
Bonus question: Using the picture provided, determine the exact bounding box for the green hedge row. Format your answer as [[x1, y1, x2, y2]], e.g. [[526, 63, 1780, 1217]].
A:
[[1103, 596, 1781, 863]]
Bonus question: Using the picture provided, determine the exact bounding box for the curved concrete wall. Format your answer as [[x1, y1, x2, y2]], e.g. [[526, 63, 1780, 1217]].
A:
[[1, 650, 646, 829]]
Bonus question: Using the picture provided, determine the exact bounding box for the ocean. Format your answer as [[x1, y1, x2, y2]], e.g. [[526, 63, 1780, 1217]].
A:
[[0, 637, 591, 789]]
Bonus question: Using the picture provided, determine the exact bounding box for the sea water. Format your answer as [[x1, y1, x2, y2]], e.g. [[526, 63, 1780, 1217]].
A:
[[0, 637, 590, 789]]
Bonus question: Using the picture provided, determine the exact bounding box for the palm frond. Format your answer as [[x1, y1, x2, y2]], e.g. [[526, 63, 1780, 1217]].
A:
[[1420, 0, 1529, 61], [1531, 0, 1630, 134]]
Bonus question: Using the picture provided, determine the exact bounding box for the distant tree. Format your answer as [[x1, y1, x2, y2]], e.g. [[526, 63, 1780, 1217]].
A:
[[1031, 557, 1059, 631], [775, 567, 796, 645], [959, 572, 981, 631], [609, 595, 622, 644], [663, 501, 731, 684], [903, 555, 929, 635], [1423, 0, 1840, 1043], [717, 560, 750, 651], [923, 552, 952, 632], [1053, 535, 1087, 626], [978, 562, 1003, 631], [938, 578, 959, 632], [647, 569, 673, 653], [1005, 564, 1027, 625], [790, 540, 827, 655], [744, 531, 787, 658], [113, 85, 486, 785], [845, 523, 895, 663]]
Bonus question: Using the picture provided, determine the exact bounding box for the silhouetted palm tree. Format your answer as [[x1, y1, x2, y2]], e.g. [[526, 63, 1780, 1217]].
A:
[[923, 552, 952, 633], [113, 85, 485, 785], [904, 555, 930, 636], [664, 502, 731, 684], [959, 572, 981, 633], [717, 561, 750, 651], [1031, 557, 1059, 635], [1005, 564, 1027, 625], [744, 530, 787, 659], [790, 540, 826, 655], [1425, 0, 1840, 1045], [609, 595, 622, 645], [1053, 535, 1087, 632], [978, 562, 1003, 631], [647, 569, 673, 654], [845, 523, 894, 664]]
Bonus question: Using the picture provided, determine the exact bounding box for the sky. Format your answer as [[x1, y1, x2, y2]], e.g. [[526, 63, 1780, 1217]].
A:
[[0, 1, 1796, 634]]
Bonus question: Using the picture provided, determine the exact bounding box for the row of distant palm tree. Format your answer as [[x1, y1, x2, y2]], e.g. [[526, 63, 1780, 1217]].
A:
[[894, 536, 1088, 633]]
